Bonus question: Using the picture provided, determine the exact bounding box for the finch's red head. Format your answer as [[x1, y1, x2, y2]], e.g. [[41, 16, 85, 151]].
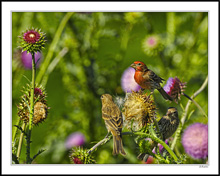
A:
[[130, 61, 148, 71]]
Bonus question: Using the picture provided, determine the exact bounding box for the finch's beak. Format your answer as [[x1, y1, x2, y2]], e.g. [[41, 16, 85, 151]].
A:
[[130, 63, 136, 69]]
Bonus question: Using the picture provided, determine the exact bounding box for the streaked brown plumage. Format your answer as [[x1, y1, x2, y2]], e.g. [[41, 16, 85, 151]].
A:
[[158, 107, 179, 141], [101, 94, 126, 156], [130, 61, 173, 101], [137, 107, 179, 161]]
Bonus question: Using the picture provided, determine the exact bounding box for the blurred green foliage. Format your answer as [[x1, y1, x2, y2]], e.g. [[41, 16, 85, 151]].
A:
[[12, 12, 208, 164]]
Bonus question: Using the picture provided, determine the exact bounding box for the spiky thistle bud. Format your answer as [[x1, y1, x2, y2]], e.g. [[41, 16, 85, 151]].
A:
[[69, 147, 96, 164], [17, 84, 49, 125], [122, 91, 156, 131], [18, 28, 46, 53]]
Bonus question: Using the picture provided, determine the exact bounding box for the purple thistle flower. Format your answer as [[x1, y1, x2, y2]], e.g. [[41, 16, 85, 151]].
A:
[[34, 88, 43, 96], [121, 67, 141, 93], [163, 77, 186, 103], [23, 29, 41, 44], [152, 139, 169, 154], [182, 123, 208, 159], [146, 36, 158, 48], [65, 132, 86, 149], [73, 158, 83, 164], [21, 51, 42, 69]]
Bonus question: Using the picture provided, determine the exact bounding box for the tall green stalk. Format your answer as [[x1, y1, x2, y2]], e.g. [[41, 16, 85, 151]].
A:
[[26, 52, 36, 164], [16, 122, 26, 161], [36, 12, 74, 85]]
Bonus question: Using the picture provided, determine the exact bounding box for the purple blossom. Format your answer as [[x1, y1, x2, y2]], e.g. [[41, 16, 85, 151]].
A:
[[23, 29, 41, 44], [152, 139, 169, 154], [163, 77, 186, 103], [182, 123, 208, 159], [121, 67, 141, 93], [146, 36, 158, 48], [21, 51, 42, 69], [65, 132, 86, 149]]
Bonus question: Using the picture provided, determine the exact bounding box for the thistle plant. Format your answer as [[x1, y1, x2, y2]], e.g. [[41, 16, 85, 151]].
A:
[[86, 75, 208, 164], [69, 147, 96, 164], [13, 28, 47, 164]]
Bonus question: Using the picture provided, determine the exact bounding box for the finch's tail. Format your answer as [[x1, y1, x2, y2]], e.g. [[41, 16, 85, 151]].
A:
[[158, 88, 173, 101], [112, 135, 126, 156]]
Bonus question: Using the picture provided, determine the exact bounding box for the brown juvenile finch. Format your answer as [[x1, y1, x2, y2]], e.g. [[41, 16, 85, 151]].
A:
[[138, 107, 179, 161], [158, 107, 179, 141], [130, 61, 173, 101], [101, 94, 126, 156]]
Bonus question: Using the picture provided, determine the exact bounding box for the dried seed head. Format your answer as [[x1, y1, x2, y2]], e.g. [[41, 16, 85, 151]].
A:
[[122, 91, 156, 131], [33, 102, 48, 125], [17, 84, 49, 125]]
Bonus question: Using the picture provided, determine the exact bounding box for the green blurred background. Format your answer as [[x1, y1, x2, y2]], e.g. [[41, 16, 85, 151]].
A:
[[12, 12, 208, 164]]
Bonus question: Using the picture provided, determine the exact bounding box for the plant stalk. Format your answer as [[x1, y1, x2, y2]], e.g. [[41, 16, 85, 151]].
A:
[[26, 52, 36, 164], [16, 122, 26, 160], [171, 76, 208, 150]]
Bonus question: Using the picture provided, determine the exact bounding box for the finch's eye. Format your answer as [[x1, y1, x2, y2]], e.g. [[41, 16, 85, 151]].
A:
[[137, 63, 141, 66], [101, 95, 104, 99]]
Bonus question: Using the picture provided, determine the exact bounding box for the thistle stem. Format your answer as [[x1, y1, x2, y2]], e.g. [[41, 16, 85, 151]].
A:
[[16, 122, 26, 160], [88, 130, 178, 162], [171, 76, 208, 150], [183, 93, 208, 118], [26, 52, 36, 164], [36, 12, 74, 85]]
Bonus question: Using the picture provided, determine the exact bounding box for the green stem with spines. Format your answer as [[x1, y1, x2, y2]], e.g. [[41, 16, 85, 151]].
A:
[[171, 76, 208, 151], [135, 125, 178, 162], [26, 52, 36, 164]]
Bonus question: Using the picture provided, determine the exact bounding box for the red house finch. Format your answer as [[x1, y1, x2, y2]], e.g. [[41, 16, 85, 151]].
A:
[[101, 94, 126, 156], [130, 61, 173, 101]]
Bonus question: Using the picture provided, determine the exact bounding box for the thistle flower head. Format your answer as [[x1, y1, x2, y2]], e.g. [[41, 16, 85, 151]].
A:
[[182, 123, 208, 159], [142, 34, 163, 56], [17, 84, 49, 125], [65, 132, 86, 149], [121, 67, 141, 93], [18, 28, 46, 53], [163, 77, 186, 103], [152, 139, 169, 154], [122, 91, 156, 131], [69, 147, 96, 164]]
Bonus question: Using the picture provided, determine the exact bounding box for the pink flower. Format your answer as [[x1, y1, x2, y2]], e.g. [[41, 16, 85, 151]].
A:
[[152, 139, 169, 154], [73, 158, 83, 164], [145, 156, 155, 164], [163, 77, 186, 103], [21, 51, 42, 69], [23, 29, 41, 44], [182, 123, 208, 159], [34, 88, 43, 96], [65, 132, 85, 149], [121, 67, 141, 93]]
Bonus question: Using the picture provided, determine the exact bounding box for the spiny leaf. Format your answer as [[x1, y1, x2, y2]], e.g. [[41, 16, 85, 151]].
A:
[[14, 125, 27, 136], [31, 149, 46, 163]]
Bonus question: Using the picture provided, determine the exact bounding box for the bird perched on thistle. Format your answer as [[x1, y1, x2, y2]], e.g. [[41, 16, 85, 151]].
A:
[[138, 107, 179, 161], [130, 61, 173, 101], [101, 94, 126, 156], [158, 107, 179, 141]]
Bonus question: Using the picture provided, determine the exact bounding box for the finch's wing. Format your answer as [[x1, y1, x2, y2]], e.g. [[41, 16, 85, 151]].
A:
[[143, 70, 164, 84], [102, 105, 123, 134]]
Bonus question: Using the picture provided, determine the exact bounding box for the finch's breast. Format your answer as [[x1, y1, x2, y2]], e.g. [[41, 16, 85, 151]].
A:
[[134, 71, 151, 89]]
